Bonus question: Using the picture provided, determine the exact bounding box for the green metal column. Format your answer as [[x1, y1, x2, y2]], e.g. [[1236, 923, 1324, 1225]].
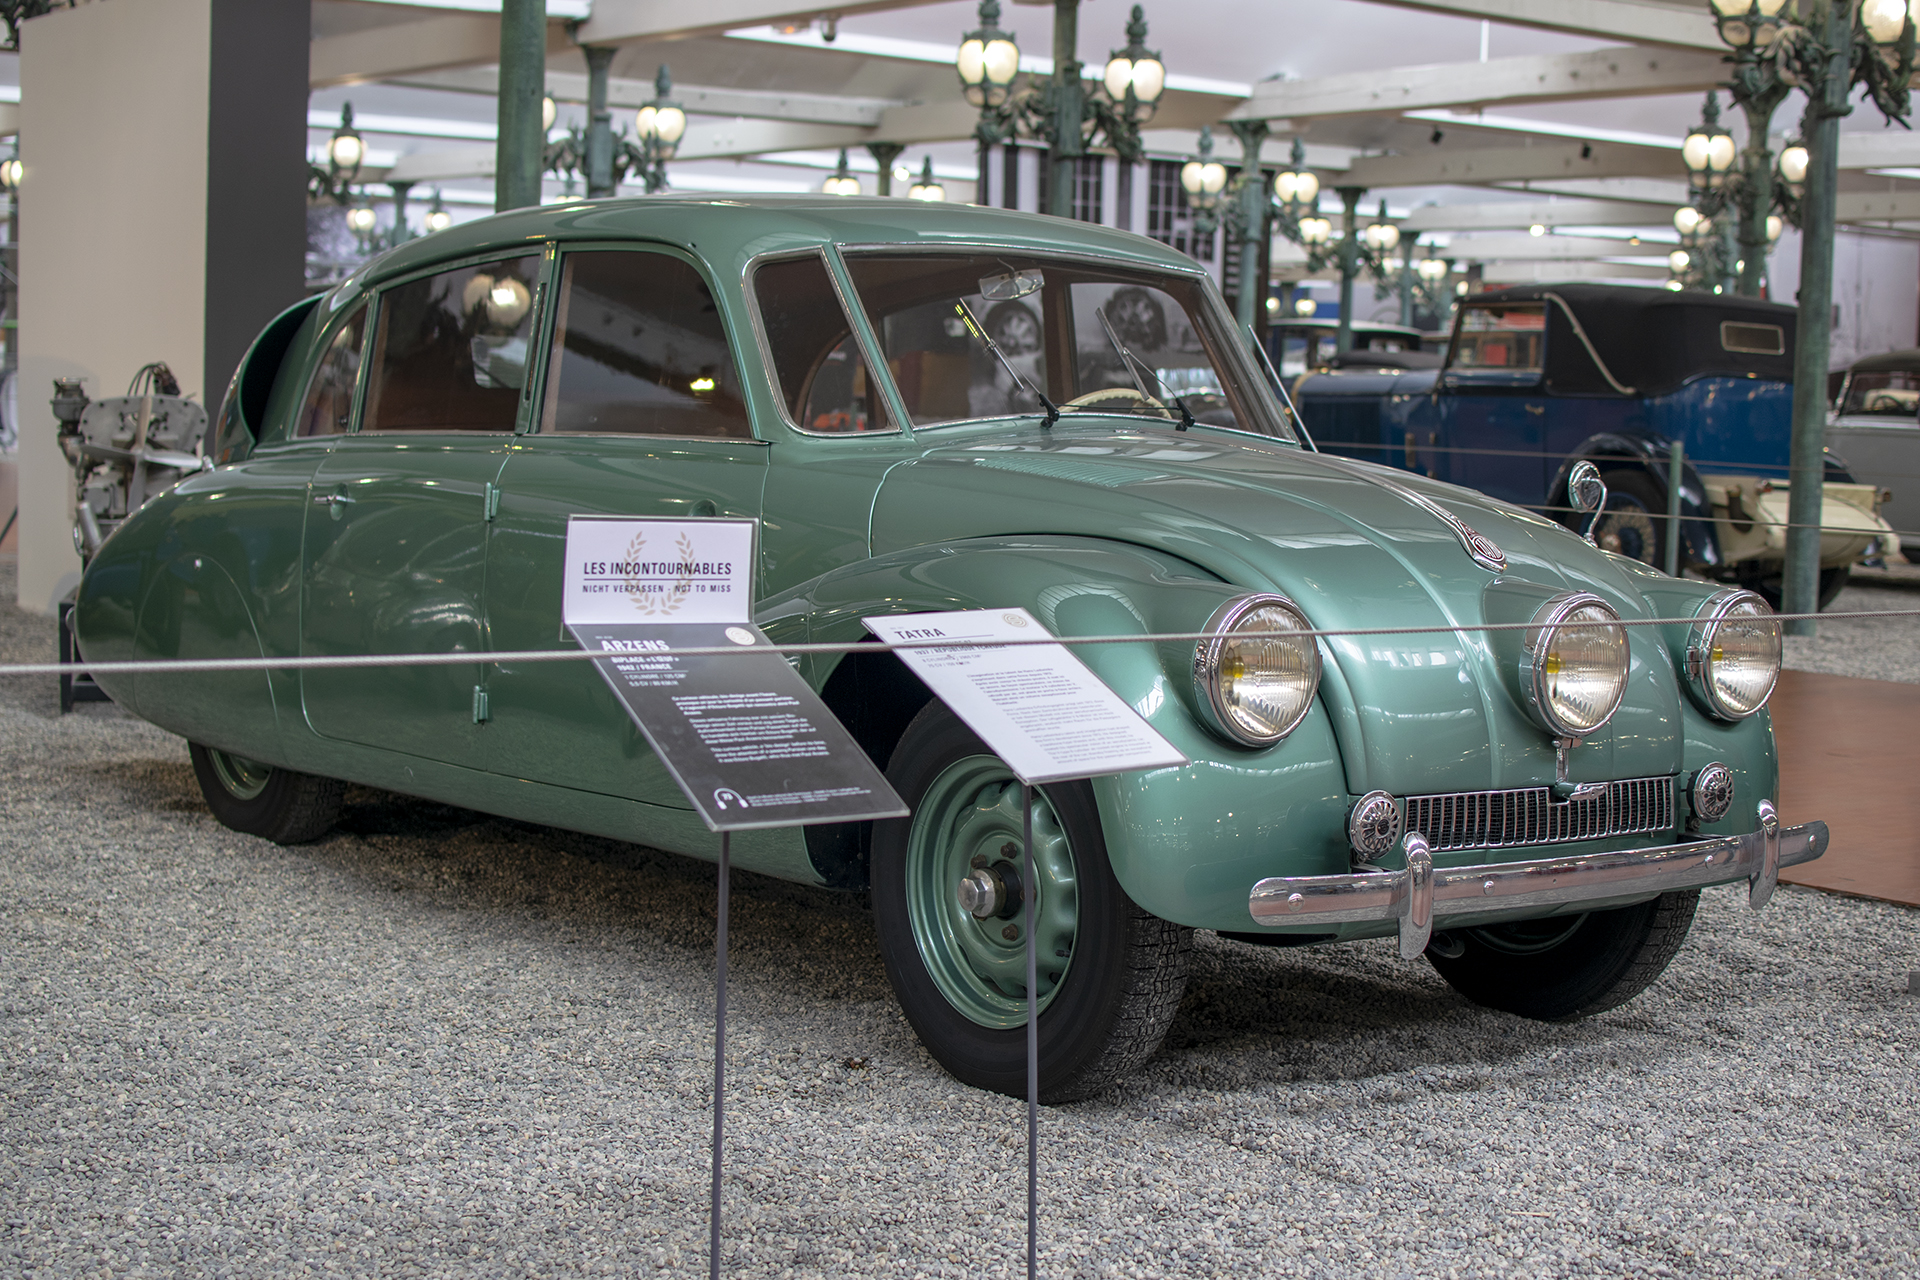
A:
[[495, 0, 547, 213], [386, 180, 414, 244], [1047, 0, 1083, 220], [1733, 93, 1784, 297], [1334, 186, 1363, 355], [1782, 0, 1849, 634], [1227, 120, 1270, 333], [868, 142, 905, 196], [583, 45, 616, 198]]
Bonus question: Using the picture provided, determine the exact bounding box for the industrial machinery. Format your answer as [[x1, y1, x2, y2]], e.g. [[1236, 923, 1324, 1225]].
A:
[[52, 362, 208, 562]]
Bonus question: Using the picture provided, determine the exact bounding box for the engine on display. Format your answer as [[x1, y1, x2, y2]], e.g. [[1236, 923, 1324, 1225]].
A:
[[51, 362, 209, 562]]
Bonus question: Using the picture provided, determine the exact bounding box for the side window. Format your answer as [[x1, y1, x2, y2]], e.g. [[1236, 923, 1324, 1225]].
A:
[[1842, 370, 1920, 418], [754, 254, 890, 433], [295, 306, 367, 438], [542, 250, 750, 438], [1448, 303, 1545, 372], [361, 254, 540, 433]]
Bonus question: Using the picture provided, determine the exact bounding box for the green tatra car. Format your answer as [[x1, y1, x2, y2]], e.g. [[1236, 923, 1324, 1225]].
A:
[[74, 197, 1824, 1101]]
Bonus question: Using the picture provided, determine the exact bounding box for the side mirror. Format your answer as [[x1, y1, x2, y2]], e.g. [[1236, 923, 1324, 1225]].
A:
[[1567, 460, 1607, 546]]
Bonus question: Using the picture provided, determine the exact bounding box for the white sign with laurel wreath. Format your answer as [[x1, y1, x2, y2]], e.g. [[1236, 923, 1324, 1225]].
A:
[[563, 516, 756, 627]]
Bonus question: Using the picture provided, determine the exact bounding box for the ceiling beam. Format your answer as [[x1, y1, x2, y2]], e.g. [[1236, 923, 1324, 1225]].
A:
[[671, 99, 979, 160], [575, 0, 945, 46], [1838, 132, 1920, 169], [1228, 46, 1727, 122], [395, 66, 896, 126], [1481, 259, 1671, 282], [1441, 232, 1662, 259], [1491, 175, 1692, 204], [1401, 198, 1677, 231], [311, 13, 572, 88], [1356, 0, 1721, 51], [1837, 191, 1920, 223], [1340, 140, 1683, 188]]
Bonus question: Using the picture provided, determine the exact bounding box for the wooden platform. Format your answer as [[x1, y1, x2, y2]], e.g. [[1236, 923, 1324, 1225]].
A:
[[1772, 669, 1920, 906]]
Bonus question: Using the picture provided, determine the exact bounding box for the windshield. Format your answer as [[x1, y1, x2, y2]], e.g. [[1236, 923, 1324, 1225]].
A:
[[840, 252, 1296, 440], [1842, 369, 1920, 418]]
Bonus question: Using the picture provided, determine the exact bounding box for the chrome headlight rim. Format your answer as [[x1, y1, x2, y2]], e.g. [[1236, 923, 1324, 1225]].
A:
[[1519, 591, 1630, 740], [1686, 589, 1781, 721], [1192, 592, 1322, 748]]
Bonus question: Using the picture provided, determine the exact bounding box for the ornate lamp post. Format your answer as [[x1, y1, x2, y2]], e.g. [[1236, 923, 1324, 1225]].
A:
[[958, 0, 1166, 220], [632, 66, 686, 194], [822, 149, 863, 195], [309, 103, 366, 204], [1705, 0, 1914, 630], [907, 158, 947, 201], [424, 190, 453, 233]]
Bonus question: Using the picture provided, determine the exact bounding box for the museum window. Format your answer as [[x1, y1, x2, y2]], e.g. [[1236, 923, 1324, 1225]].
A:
[[1146, 159, 1210, 262], [540, 250, 751, 438], [752, 253, 890, 434], [294, 305, 366, 438], [1071, 155, 1104, 223], [361, 254, 541, 433]]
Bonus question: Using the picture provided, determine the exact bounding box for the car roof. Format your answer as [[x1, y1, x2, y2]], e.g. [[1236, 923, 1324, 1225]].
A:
[[340, 195, 1208, 295], [1846, 347, 1920, 374]]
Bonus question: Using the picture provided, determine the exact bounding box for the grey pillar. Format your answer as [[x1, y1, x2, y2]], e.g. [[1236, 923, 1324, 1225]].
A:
[[496, 0, 547, 213], [204, 0, 307, 411]]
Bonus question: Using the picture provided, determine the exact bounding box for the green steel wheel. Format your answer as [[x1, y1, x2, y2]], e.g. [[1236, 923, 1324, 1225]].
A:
[[872, 701, 1191, 1103], [1428, 890, 1700, 1022], [188, 741, 346, 845]]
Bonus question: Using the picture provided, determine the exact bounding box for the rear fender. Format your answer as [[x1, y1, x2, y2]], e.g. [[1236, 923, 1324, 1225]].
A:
[[1551, 431, 1722, 569], [766, 536, 1353, 926]]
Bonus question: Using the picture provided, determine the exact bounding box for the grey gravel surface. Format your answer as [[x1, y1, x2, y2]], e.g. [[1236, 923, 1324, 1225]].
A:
[[4, 558, 1919, 1278], [1784, 577, 1920, 685]]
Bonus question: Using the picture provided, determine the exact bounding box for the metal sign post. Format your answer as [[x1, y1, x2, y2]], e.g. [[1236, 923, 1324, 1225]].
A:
[[563, 517, 907, 1277], [863, 608, 1187, 1278]]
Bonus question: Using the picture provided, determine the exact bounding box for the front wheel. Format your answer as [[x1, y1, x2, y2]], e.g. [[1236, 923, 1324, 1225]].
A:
[[871, 702, 1191, 1103], [188, 742, 345, 845], [1427, 890, 1699, 1021]]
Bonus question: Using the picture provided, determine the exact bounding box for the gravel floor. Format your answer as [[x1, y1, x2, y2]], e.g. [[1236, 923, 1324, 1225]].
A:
[[1784, 576, 1920, 684], [3, 558, 1918, 1279]]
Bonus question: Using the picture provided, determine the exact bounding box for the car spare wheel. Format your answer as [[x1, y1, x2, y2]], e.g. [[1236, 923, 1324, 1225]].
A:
[[871, 701, 1191, 1103], [1426, 889, 1700, 1021], [188, 742, 345, 845]]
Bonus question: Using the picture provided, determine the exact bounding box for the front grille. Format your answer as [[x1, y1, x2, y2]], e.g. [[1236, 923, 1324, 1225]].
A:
[[1403, 776, 1676, 853]]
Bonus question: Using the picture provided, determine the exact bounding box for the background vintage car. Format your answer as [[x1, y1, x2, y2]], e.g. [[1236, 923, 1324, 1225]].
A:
[[73, 198, 1816, 1102], [1291, 284, 1893, 609], [1828, 346, 1920, 561]]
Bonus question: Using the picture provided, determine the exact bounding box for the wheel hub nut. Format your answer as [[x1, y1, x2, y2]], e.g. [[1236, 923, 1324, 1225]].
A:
[[957, 869, 1001, 918]]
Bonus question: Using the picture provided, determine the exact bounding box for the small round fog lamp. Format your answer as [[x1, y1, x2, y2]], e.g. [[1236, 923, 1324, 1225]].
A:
[[1689, 762, 1735, 824], [1347, 790, 1402, 864]]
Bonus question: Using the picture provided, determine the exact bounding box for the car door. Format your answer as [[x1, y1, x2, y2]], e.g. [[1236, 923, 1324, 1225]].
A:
[[1828, 368, 1920, 552], [1431, 302, 1549, 503], [482, 244, 769, 804], [300, 251, 543, 770]]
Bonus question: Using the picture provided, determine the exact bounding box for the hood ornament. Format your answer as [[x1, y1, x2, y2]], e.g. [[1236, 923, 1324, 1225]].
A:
[[1307, 454, 1507, 573]]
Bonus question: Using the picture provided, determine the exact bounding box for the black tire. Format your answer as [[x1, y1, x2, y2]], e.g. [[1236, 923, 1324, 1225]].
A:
[[188, 742, 345, 845], [1735, 563, 1851, 612], [1427, 890, 1699, 1021], [1590, 468, 1670, 569], [871, 701, 1191, 1103]]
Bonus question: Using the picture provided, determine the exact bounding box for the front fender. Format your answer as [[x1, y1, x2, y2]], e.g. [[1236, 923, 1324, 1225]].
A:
[[1552, 430, 1722, 569], [762, 536, 1354, 929]]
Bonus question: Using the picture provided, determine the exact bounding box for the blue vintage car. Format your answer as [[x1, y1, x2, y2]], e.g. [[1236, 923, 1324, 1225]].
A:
[[1292, 284, 1892, 607]]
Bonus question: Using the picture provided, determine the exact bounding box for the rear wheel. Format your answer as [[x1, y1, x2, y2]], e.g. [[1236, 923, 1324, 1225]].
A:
[[189, 742, 344, 844], [1427, 890, 1699, 1021], [871, 702, 1191, 1103], [1590, 468, 1669, 569]]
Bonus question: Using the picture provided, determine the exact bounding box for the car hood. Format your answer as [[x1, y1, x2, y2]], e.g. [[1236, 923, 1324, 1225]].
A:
[[869, 421, 1685, 797]]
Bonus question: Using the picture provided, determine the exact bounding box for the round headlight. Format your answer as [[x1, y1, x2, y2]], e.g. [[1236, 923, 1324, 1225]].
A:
[[1193, 594, 1322, 747], [1687, 589, 1780, 719], [1520, 592, 1629, 739]]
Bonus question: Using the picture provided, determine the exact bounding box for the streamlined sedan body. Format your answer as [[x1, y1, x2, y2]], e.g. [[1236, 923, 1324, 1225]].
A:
[[75, 198, 1823, 1100]]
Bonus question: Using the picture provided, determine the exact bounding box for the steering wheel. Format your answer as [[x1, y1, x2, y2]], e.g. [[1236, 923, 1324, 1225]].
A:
[[1063, 386, 1169, 416]]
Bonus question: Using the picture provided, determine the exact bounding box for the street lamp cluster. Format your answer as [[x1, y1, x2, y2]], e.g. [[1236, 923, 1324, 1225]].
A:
[[308, 103, 458, 254], [545, 64, 685, 197], [955, 0, 1166, 218]]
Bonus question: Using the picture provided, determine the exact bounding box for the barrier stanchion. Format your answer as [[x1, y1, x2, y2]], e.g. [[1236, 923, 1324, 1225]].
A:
[[711, 831, 730, 1280], [864, 609, 1189, 1279], [1667, 442, 1685, 579], [1022, 783, 1038, 1280]]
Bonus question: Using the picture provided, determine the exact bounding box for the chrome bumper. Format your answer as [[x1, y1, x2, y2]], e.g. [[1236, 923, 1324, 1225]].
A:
[[1248, 800, 1826, 960]]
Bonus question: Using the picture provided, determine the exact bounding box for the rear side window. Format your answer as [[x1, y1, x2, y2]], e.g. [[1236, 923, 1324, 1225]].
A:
[[362, 254, 540, 433], [541, 250, 750, 438], [752, 254, 890, 434], [295, 306, 367, 438], [1450, 304, 1545, 372]]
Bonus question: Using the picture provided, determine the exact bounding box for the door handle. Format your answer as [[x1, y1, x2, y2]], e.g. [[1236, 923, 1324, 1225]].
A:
[[312, 489, 355, 520]]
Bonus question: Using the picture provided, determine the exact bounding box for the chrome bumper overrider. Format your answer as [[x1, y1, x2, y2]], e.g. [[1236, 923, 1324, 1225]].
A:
[[1248, 800, 1826, 960]]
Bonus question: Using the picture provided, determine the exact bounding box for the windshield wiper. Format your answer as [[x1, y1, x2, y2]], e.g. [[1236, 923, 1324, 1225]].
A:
[[953, 299, 1059, 427], [1094, 307, 1195, 431]]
